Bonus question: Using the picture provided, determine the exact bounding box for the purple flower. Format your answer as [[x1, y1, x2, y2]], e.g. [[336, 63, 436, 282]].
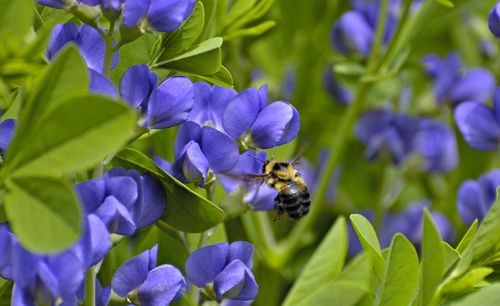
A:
[[157, 121, 239, 186], [122, 0, 195, 32], [36, 0, 74, 9], [186, 242, 258, 304], [489, 2, 500, 37], [119, 65, 194, 129], [189, 82, 238, 132], [89, 69, 118, 98], [355, 109, 420, 164], [76, 167, 166, 235], [413, 119, 458, 173], [457, 169, 500, 225], [330, 11, 374, 56], [71, 214, 111, 268], [0, 119, 16, 156], [422, 53, 495, 106], [454, 88, 500, 150], [7, 238, 85, 305], [112, 245, 186, 306], [322, 67, 353, 105], [222, 85, 300, 149], [0, 225, 15, 280], [48, 23, 119, 74]]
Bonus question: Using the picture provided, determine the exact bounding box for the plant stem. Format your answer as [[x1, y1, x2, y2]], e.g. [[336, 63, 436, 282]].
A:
[[84, 266, 96, 306], [103, 21, 116, 77]]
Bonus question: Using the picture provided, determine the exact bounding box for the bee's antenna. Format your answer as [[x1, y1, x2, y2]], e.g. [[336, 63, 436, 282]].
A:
[[248, 154, 267, 164]]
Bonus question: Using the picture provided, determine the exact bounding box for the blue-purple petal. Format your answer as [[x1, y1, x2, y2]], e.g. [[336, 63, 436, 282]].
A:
[[185, 243, 229, 287], [489, 2, 500, 37], [174, 121, 202, 158], [458, 181, 484, 225], [200, 127, 239, 172], [0, 119, 16, 155], [454, 101, 500, 150], [95, 196, 136, 235], [223, 88, 261, 139], [147, 0, 195, 32], [137, 265, 186, 306], [330, 11, 374, 56], [450, 68, 495, 105], [146, 76, 194, 129], [120, 64, 157, 108], [173, 140, 210, 185], [228, 242, 254, 269], [37, 0, 70, 8], [47, 23, 80, 60], [251, 102, 296, 148], [135, 174, 166, 227], [123, 0, 151, 28], [89, 69, 118, 98], [112, 248, 151, 297], [105, 176, 138, 208], [76, 178, 106, 214]]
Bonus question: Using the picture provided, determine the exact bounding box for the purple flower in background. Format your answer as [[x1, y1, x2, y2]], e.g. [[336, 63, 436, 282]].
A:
[[0, 119, 16, 156], [71, 214, 111, 268], [355, 109, 419, 164], [0, 225, 15, 280], [119, 65, 194, 129], [330, 11, 374, 56], [413, 119, 458, 173], [322, 67, 353, 105], [36, 0, 82, 9], [222, 85, 300, 149], [422, 53, 495, 106], [348, 202, 455, 256], [156, 121, 239, 186], [122, 0, 195, 32], [457, 169, 500, 225], [76, 167, 166, 236], [112, 245, 186, 306], [489, 2, 500, 37], [186, 242, 258, 304], [89, 69, 118, 98], [454, 88, 500, 150]]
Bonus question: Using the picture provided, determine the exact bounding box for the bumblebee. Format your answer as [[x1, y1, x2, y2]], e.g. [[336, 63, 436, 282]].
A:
[[262, 159, 311, 221]]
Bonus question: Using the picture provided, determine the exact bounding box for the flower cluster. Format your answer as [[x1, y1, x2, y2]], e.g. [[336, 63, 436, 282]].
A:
[[457, 169, 500, 225], [155, 83, 300, 187], [423, 52, 495, 106], [186, 242, 258, 305], [112, 245, 186, 306], [348, 202, 455, 256], [355, 109, 458, 172]]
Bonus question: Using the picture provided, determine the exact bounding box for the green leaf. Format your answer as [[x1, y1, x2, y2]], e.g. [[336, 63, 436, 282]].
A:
[[298, 283, 369, 306], [436, 0, 454, 8], [349, 214, 385, 276], [225, 0, 257, 26], [5, 46, 89, 159], [2, 95, 136, 177], [421, 209, 445, 306], [156, 37, 223, 75], [456, 220, 478, 255], [283, 217, 348, 306], [4, 176, 81, 253], [442, 242, 460, 274], [226, 0, 275, 33], [110, 34, 156, 83], [223, 20, 276, 41], [0, 0, 32, 46], [161, 1, 205, 59], [375, 234, 419, 306], [114, 148, 224, 232], [0, 279, 12, 306], [333, 62, 366, 76], [442, 267, 493, 295], [449, 283, 500, 306], [186, 65, 234, 87]]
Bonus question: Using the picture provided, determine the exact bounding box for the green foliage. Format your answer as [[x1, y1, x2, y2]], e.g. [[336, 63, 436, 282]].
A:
[[375, 234, 419, 306], [349, 214, 385, 276], [421, 209, 446, 306], [114, 148, 224, 232], [283, 217, 348, 306], [4, 176, 81, 252], [0, 0, 32, 49]]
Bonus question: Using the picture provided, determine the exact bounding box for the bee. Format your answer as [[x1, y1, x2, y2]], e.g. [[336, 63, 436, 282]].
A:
[[262, 159, 311, 221]]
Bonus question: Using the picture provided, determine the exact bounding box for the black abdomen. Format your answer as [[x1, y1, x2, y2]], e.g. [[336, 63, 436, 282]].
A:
[[275, 183, 311, 220]]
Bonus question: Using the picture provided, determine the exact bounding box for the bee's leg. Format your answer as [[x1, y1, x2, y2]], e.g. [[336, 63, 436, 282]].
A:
[[273, 195, 285, 222]]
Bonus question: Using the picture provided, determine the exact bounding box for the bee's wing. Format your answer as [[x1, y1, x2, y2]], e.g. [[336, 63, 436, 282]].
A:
[[220, 172, 268, 185]]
